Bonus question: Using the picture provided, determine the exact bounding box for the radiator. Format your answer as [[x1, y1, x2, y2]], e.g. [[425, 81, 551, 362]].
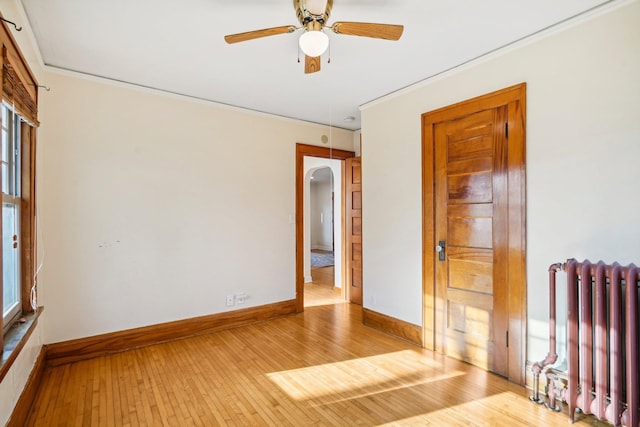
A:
[[531, 259, 639, 427]]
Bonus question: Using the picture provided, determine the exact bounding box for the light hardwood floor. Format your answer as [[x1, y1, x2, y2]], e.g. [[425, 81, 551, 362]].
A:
[[305, 265, 343, 307], [26, 281, 607, 426]]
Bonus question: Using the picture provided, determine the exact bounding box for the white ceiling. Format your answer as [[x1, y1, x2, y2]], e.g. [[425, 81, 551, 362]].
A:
[[20, 0, 611, 130]]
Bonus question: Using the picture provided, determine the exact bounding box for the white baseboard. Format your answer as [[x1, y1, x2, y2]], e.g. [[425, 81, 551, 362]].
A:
[[304, 275, 313, 283], [311, 245, 333, 251]]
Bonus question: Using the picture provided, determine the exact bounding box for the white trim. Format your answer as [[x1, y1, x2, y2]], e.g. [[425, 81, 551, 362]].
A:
[[360, 0, 634, 111], [304, 275, 313, 283], [11, 0, 46, 68], [7, 0, 356, 133], [40, 63, 355, 131]]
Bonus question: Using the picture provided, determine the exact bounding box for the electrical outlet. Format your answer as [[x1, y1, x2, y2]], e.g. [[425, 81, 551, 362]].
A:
[[225, 295, 234, 307], [235, 292, 248, 304]]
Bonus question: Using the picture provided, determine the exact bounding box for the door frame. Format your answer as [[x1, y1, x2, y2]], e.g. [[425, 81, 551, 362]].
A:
[[296, 143, 355, 312], [345, 157, 363, 305], [421, 83, 527, 384]]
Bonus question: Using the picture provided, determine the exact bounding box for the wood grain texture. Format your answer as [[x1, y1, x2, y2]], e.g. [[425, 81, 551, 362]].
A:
[[6, 345, 46, 427], [506, 88, 527, 385], [0, 50, 3, 354], [224, 26, 296, 44], [20, 123, 37, 314], [305, 266, 344, 307], [437, 105, 508, 374], [346, 157, 362, 305], [331, 22, 404, 40], [422, 83, 527, 384], [26, 303, 607, 426], [0, 12, 40, 353], [304, 55, 321, 74], [448, 250, 493, 294], [363, 308, 423, 346], [296, 144, 355, 312], [0, 12, 40, 110], [45, 300, 296, 366]]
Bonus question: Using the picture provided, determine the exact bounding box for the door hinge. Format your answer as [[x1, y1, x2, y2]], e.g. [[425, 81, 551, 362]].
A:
[[505, 122, 509, 139], [506, 330, 509, 348]]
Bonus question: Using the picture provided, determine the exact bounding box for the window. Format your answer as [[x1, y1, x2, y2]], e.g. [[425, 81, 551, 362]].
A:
[[2, 103, 22, 333], [0, 15, 40, 372], [0, 96, 37, 351]]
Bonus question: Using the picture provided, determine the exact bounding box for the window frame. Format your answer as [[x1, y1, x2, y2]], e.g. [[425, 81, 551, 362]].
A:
[[0, 19, 40, 356], [2, 102, 27, 334]]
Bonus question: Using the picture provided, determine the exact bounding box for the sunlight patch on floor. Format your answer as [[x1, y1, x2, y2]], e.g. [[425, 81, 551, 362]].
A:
[[304, 282, 344, 307], [376, 391, 533, 426], [267, 349, 465, 403], [377, 390, 609, 427]]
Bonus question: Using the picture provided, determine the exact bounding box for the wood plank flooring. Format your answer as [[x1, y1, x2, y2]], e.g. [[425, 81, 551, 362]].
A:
[[27, 285, 607, 426], [305, 266, 343, 307]]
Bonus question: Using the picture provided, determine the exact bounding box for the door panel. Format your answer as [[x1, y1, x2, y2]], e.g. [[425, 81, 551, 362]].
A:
[[448, 248, 493, 294], [434, 106, 509, 377], [422, 83, 526, 384], [447, 214, 493, 248], [346, 157, 362, 305], [351, 191, 362, 210]]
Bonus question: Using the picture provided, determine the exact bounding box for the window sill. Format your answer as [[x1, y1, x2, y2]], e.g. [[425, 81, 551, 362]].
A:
[[0, 307, 43, 383]]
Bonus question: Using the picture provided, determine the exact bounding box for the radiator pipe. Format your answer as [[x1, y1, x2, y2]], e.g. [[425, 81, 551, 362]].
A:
[[621, 264, 638, 427], [565, 259, 579, 422], [605, 263, 623, 426], [530, 262, 563, 404]]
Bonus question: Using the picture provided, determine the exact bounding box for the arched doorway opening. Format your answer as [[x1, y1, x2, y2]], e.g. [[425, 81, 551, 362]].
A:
[[295, 144, 355, 312]]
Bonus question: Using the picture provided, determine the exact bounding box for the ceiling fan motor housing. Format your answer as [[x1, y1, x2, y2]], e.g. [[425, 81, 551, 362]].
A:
[[294, 0, 333, 26]]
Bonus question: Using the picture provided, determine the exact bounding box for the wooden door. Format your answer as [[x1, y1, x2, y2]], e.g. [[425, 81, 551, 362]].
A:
[[346, 157, 362, 305], [422, 83, 527, 383], [434, 107, 508, 376]]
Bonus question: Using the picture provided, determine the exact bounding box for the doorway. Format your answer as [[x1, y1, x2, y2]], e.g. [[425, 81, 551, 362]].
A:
[[295, 144, 355, 312], [422, 83, 527, 384], [306, 164, 339, 307]]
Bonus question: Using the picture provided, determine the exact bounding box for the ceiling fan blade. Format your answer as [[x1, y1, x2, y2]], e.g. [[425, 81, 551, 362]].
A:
[[224, 26, 297, 44], [331, 22, 403, 40], [305, 55, 321, 74]]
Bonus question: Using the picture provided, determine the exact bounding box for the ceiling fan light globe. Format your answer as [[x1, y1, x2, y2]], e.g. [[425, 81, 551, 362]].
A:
[[299, 30, 329, 57]]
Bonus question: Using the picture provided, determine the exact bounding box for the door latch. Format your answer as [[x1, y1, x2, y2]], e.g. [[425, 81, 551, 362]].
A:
[[435, 240, 446, 261]]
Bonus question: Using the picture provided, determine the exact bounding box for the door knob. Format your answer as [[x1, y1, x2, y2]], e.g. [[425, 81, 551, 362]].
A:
[[435, 241, 446, 261]]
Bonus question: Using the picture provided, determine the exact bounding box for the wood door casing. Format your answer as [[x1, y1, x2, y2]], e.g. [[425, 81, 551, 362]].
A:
[[346, 157, 362, 305], [422, 83, 527, 384], [434, 107, 509, 376], [295, 144, 355, 312]]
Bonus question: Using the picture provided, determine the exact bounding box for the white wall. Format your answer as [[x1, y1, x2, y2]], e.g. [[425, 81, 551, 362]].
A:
[[310, 177, 333, 251], [0, 318, 44, 426], [353, 130, 361, 157], [360, 0, 640, 364], [34, 70, 353, 344]]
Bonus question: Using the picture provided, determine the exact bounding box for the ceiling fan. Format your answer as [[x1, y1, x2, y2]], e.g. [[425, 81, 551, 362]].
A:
[[224, 0, 404, 74]]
